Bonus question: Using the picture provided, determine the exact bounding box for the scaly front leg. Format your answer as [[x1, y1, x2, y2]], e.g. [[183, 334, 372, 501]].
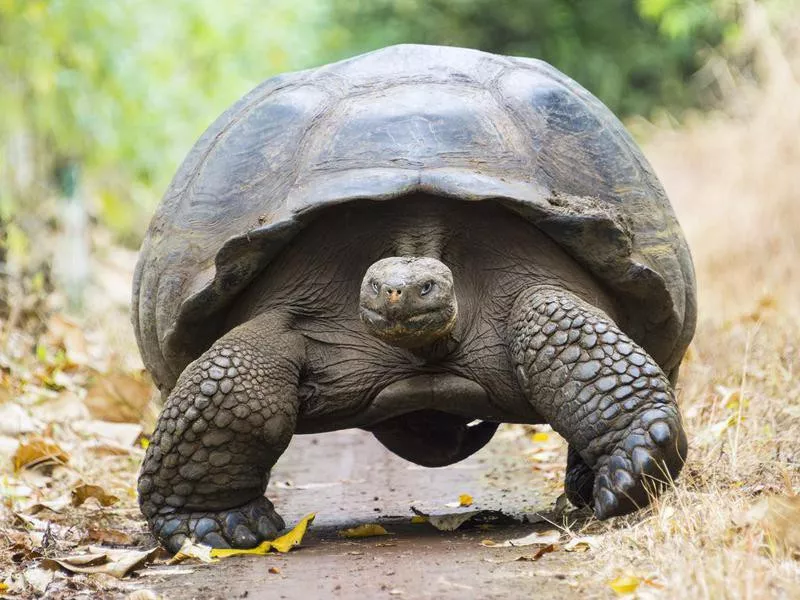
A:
[[138, 313, 304, 552], [507, 286, 687, 518]]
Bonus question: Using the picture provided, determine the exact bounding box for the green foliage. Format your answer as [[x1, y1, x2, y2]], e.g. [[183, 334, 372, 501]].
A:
[[325, 0, 733, 118], [0, 0, 327, 244]]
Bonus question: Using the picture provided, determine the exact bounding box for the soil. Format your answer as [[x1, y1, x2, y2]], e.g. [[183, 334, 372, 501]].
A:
[[143, 429, 597, 599]]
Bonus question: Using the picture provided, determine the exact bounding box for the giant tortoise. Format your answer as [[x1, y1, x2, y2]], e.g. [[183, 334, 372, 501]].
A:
[[133, 44, 695, 552]]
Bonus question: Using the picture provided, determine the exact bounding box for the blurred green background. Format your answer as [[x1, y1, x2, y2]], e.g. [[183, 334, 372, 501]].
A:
[[0, 0, 786, 269]]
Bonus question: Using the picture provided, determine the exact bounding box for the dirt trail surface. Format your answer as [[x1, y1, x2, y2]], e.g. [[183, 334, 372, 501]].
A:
[[146, 428, 596, 599]]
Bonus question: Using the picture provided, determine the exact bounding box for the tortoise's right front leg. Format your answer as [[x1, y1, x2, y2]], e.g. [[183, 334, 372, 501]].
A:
[[138, 314, 303, 553]]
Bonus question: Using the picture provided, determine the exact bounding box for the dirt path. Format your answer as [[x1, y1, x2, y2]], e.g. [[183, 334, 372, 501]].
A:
[[144, 429, 595, 599]]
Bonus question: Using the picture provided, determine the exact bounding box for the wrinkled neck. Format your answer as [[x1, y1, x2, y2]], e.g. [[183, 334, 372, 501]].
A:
[[407, 333, 458, 363], [390, 208, 446, 259]]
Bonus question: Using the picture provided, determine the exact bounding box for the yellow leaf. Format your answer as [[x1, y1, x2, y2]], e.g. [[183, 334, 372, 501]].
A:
[[210, 513, 315, 558], [609, 575, 641, 595], [459, 494, 473, 507], [0, 582, 7, 591], [531, 432, 550, 443], [139, 437, 150, 449], [339, 523, 389, 538], [410, 515, 429, 524]]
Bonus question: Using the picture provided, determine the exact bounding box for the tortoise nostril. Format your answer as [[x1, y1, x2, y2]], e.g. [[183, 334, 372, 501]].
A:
[[384, 287, 403, 304]]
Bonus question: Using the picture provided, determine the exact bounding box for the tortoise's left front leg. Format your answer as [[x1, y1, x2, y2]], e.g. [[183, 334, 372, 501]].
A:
[[507, 285, 687, 518]]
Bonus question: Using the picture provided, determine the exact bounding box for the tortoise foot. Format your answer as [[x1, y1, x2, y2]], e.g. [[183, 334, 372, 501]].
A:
[[153, 497, 285, 553], [593, 410, 687, 519]]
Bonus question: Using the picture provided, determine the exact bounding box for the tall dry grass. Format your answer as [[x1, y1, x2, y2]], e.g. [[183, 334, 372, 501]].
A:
[[592, 4, 800, 597]]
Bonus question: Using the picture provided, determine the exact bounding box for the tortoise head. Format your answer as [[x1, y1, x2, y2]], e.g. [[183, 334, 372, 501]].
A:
[[359, 257, 457, 349]]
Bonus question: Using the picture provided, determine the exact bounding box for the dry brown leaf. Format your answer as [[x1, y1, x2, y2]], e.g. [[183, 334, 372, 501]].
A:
[[84, 527, 135, 545], [563, 535, 601, 552], [41, 546, 160, 578], [13, 437, 69, 471], [481, 530, 562, 548], [21, 495, 71, 515], [71, 484, 120, 507], [72, 420, 143, 447], [746, 495, 800, 553], [84, 370, 153, 423], [525, 544, 559, 560], [46, 314, 91, 366]]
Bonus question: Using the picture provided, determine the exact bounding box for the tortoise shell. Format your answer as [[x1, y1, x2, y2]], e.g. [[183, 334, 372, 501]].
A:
[[133, 44, 696, 394]]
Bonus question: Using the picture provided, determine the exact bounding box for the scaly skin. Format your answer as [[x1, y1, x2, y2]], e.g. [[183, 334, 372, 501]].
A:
[[564, 446, 595, 508], [508, 286, 687, 518], [138, 315, 303, 552]]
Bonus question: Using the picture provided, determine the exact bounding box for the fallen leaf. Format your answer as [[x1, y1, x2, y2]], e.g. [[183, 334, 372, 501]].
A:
[[445, 493, 474, 508], [84, 527, 135, 545], [527, 544, 559, 560], [410, 515, 428, 524], [22, 566, 55, 595], [531, 432, 550, 443], [171, 540, 216, 563], [745, 495, 800, 554], [209, 513, 316, 557], [608, 575, 641, 595], [72, 420, 143, 447], [563, 535, 601, 552], [411, 507, 518, 531], [46, 314, 91, 366], [269, 566, 281, 574], [71, 484, 120, 507], [481, 530, 562, 548], [84, 440, 139, 457], [42, 547, 160, 578], [339, 523, 390, 538], [84, 370, 153, 423], [12, 437, 69, 471], [21, 495, 71, 515]]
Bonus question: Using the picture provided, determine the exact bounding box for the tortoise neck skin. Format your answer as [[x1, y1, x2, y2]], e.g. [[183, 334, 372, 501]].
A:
[[359, 256, 458, 350]]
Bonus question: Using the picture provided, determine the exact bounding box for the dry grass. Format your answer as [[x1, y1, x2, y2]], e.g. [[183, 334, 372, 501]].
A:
[[588, 18, 800, 597]]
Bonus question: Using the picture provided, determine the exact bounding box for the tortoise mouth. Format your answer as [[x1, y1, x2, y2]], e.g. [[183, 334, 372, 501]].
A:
[[360, 305, 457, 348]]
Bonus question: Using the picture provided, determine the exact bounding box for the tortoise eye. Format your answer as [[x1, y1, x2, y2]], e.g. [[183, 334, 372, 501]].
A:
[[371, 280, 380, 294], [420, 281, 434, 296]]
